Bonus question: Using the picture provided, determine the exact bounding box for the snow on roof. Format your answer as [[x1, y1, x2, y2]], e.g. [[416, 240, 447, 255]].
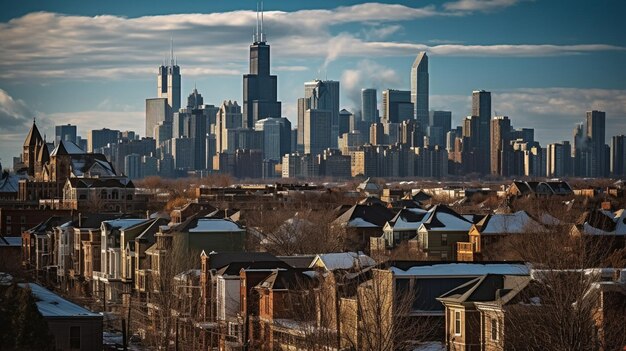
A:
[[423, 210, 472, 232], [0, 236, 22, 247], [50, 140, 85, 156], [18, 283, 101, 318], [189, 218, 244, 233], [103, 218, 147, 230], [390, 263, 529, 277], [481, 211, 540, 234], [312, 252, 376, 271], [347, 217, 379, 228]]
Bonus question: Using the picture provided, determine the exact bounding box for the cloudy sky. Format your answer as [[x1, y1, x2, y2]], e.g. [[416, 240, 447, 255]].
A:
[[1, 0, 625, 165]]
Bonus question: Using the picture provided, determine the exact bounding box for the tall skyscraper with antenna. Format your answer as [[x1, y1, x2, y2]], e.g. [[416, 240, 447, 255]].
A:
[[243, 2, 281, 129], [158, 39, 181, 120]]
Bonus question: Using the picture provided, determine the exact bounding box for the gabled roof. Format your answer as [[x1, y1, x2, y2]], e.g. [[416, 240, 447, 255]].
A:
[[386, 208, 428, 231], [256, 269, 314, 290], [101, 218, 147, 232], [407, 190, 432, 202], [278, 255, 317, 269], [333, 203, 394, 228], [28, 216, 73, 234], [437, 274, 530, 305], [217, 260, 292, 276], [67, 177, 134, 189], [420, 205, 472, 232], [474, 211, 541, 235], [309, 252, 376, 271], [203, 251, 280, 270], [188, 218, 245, 233], [389, 199, 423, 209], [357, 177, 380, 192], [19, 283, 101, 318], [70, 154, 117, 177], [50, 140, 85, 156], [387, 262, 530, 277]]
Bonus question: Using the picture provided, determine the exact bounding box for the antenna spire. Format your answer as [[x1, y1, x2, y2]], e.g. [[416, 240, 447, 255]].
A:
[[260, 1, 265, 42], [170, 37, 174, 66]]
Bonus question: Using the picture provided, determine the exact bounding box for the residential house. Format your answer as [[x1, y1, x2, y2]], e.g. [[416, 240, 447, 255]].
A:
[[21, 215, 72, 280], [436, 274, 531, 351], [457, 211, 542, 261], [0, 236, 22, 273], [507, 180, 573, 198], [332, 202, 395, 252], [19, 283, 103, 351], [416, 205, 474, 260]]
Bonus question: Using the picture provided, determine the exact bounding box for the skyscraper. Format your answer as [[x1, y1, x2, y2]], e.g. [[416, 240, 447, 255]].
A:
[[361, 88, 378, 124], [55, 124, 77, 145], [382, 90, 413, 124], [304, 109, 331, 156], [411, 52, 429, 132], [490, 116, 511, 176], [611, 135, 626, 176], [303, 80, 340, 146], [145, 98, 169, 138], [255, 117, 292, 161], [472, 90, 491, 174], [242, 6, 281, 128], [586, 110, 607, 177], [157, 39, 181, 119], [187, 87, 204, 110], [428, 111, 452, 147]]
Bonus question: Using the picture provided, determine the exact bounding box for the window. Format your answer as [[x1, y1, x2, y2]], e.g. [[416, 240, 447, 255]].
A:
[[454, 311, 462, 335], [441, 234, 448, 246], [20, 216, 26, 224], [6, 216, 11, 224], [69, 326, 80, 349], [491, 318, 499, 341]]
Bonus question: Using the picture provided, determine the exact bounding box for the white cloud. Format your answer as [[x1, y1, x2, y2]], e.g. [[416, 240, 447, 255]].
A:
[[341, 60, 401, 111], [0, 5, 622, 81], [444, 0, 528, 12]]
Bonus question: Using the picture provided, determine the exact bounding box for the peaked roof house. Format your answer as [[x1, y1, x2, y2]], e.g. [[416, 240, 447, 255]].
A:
[[458, 211, 543, 261], [416, 205, 474, 260], [436, 274, 531, 351], [332, 202, 395, 252], [507, 180, 573, 198]]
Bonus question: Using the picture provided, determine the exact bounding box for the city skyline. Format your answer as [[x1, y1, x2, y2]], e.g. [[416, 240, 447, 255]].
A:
[[1, 1, 625, 165]]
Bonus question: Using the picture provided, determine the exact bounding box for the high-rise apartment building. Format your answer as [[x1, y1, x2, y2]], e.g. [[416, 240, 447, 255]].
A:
[[361, 88, 378, 124], [88, 128, 120, 152], [216, 100, 243, 153], [411, 52, 429, 132], [428, 111, 451, 147], [242, 8, 281, 128], [302, 80, 340, 147]]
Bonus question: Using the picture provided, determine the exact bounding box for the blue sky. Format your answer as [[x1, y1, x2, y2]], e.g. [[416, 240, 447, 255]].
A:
[[1, 0, 625, 165]]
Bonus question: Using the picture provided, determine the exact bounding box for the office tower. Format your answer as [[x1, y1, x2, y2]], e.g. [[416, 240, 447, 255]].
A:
[[76, 136, 88, 152], [338, 131, 364, 154], [547, 142, 571, 178], [611, 135, 626, 176], [124, 153, 142, 180], [146, 98, 169, 138], [361, 88, 378, 124], [339, 109, 352, 136], [187, 87, 204, 110], [370, 123, 384, 146], [242, 6, 281, 128], [428, 111, 451, 147], [491, 116, 511, 176], [88, 128, 120, 152], [586, 110, 607, 177], [255, 117, 292, 161], [446, 130, 457, 153], [112, 137, 156, 173], [216, 100, 243, 153], [318, 149, 352, 178], [472, 90, 491, 173], [55, 124, 77, 145], [202, 105, 220, 135], [303, 80, 340, 146], [154, 122, 172, 151], [304, 109, 331, 156], [142, 155, 159, 178], [189, 109, 207, 170], [382, 90, 413, 124], [157, 40, 181, 120], [296, 97, 309, 150], [523, 143, 543, 177], [511, 128, 534, 143], [572, 123, 589, 177], [400, 120, 419, 147], [172, 137, 195, 171], [411, 52, 429, 132]]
